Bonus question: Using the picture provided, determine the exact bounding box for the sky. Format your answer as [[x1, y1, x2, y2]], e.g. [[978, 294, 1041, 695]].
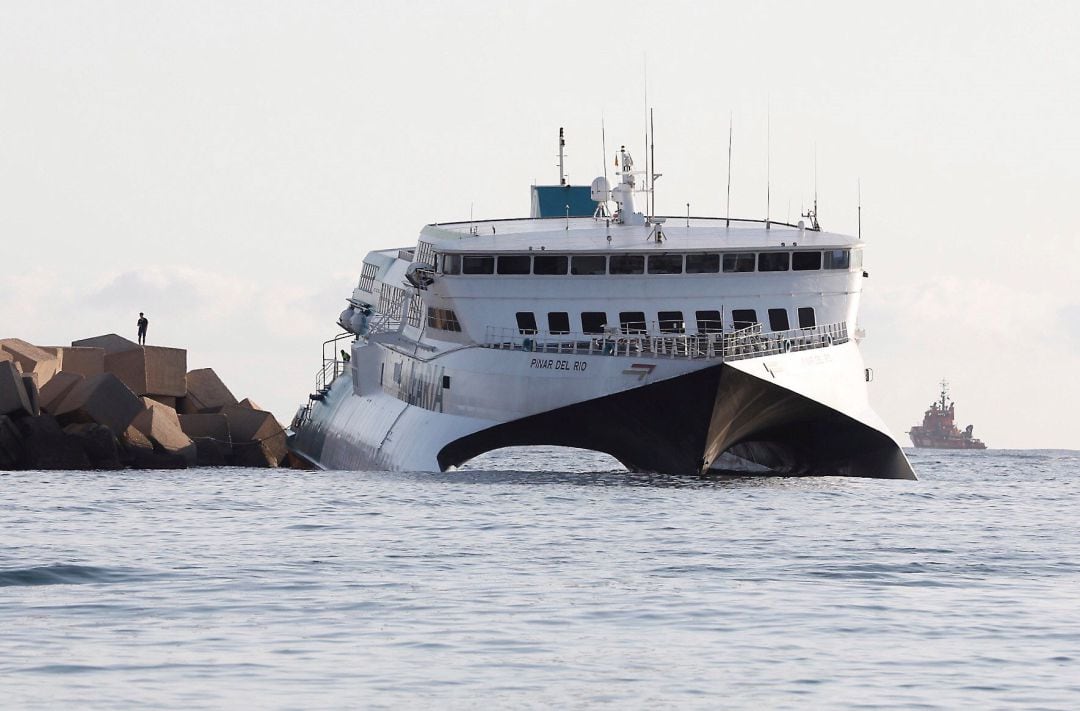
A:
[[1, 1, 1077, 449]]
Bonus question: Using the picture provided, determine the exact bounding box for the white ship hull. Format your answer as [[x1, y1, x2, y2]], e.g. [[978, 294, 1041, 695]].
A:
[[290, 335, 915, 479]]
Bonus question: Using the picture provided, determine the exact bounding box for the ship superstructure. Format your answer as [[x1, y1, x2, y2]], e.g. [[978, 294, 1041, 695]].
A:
[[289, 134, 915, 479], [908, 381, 986, 449]]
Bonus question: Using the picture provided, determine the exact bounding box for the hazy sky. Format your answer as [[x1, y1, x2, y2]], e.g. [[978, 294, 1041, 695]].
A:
[[2, 1, 1077, 449]]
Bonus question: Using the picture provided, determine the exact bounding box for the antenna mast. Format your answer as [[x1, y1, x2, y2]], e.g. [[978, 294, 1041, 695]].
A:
[[558, 127, 566, 186], [601, 117, 608, 184], [765, 102, 771, 229], [725, 113, 733, 228], [650, 108, 657, 221], [858, 178, 862, 240]]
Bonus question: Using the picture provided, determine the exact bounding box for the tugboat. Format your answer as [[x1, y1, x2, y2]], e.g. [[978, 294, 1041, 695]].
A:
[[908, 381, 986, 449]]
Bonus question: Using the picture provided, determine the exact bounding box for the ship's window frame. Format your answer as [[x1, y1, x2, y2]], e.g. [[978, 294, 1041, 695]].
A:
[[497, 255, 531, 275], [798, 307, 816, 329], [571, 255, 607, 275], [441, 254, 461, 275], [792, 251, 822, 271], [722, 253, 756, 273], [516, 312, 537, 335], [647, 254, 683, 274], [609, 254, 645, 275], [427, 307, 462, 332], [658, 310, 685, 334], [695, 310, 723, 334], [768, 308, 790, 332], [581, 312, 607, 334], [547, 312, 571, 335], [619, 311, 647, 334], [533, 254, 568, 275], [852, 249, 864, 269], [824, 249, 850, 270], [686, 253, 720, 273], [462, 255, 495, 275], [731, 308, 757, 329], [758, 252, 790, 272], [359, 262, 379, 290]]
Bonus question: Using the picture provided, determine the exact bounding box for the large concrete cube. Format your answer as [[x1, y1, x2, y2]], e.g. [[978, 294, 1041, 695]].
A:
[[53, 373, 144, 433], [178, 412, 232, 446], [179, 368, 237, 414], [104, 346, 187, 398], [0, 415, 23, 469], [41, 347, 105, 377], [0, 338, 58, 387], [21, 374, 40, 417], [132, 403, 196, 466], [71, 333, 141, 355], [222, 404, 287, 467], [39, 372, 85, 414], [0, 361, 34, 418]]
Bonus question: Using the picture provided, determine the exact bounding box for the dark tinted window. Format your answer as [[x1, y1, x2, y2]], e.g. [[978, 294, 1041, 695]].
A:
[[581, 312, 607, 334], [547, 312, 570, 334], [533, 255, 568, 275], [619, 311, 647, 334], [758, 252, 790, 271], [824, 249, 850, 269], [768, 308, 790, 331], [798, 307, 816, 329], [696, 310, 723, 333], [648, 254, 683, 274], [516, 312, 537, 334], [571, 255, 607, 275], [609, 255, 645, 274], [792, 251, 822, 271], [462, 256, 495, 274], [686, 253, 720, 273], [658, 311, 684, 333], [723, 253, 755, 272], [497, 255, 531, 274], [442, 254, 461, 275], [731, 309, 757, 329]]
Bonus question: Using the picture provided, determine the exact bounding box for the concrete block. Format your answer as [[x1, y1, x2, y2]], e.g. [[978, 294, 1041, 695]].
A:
[[15, 415, 90, 470], [178, 413, 232, 447], [132, 401, 196, 466], [63, 423, 122, 470], [41, 347, 105, 377], [120, 424, 153, 452], [105, 346, 187, 398], [192, 437, 229, 466], [71, 333, 140, 355], [149, 395, 177, 409], [39, 372, 85, 414], [21, 374, 40, 416], [238, 398, 261, 410], [0, 415, 23, 469], [53, 373, 144, 433], [222, 404, 287, 467], [179, 368, 237, 414], [0, 338, 58, 387], [0, 361, 34, 418]]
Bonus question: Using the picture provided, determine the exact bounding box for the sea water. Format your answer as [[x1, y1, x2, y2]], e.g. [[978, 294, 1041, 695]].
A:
[[2, 448, 1078, 709]]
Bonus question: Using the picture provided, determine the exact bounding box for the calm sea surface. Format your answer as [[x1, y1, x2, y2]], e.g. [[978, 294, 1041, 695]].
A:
[[2, 448, 1079, 709]]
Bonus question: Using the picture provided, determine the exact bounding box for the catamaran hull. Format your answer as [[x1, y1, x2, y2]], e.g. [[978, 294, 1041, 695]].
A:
[[289, 339, 915, 479]]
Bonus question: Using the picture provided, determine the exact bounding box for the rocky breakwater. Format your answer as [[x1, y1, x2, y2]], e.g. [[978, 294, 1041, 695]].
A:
[[0, 335, 292, 470]]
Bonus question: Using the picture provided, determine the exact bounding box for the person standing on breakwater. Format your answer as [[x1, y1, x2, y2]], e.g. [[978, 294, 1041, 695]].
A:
[[137, 312, 149, 345]]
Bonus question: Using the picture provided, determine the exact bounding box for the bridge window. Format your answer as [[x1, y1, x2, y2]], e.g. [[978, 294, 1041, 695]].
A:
[[516, 312, 537, 335], [758, 252, 790, 272], [533, 255, 568, 275], [792, 251, 822, 271], [658, 311, 684, 333], [571, 255, 607, 275], [427, 307, 462, 332], [441, 254, 461, 275], [462, 256, 494, 274], [723, 253, 755, 273], [852, 250, 864, 268], [696, 310, 723, 333], [731, 309, 757, 329], [648, 254, 683, 274], [610, 255, 645, 275], [768, 308, 790, 331], [581, 312, 607, 334], [619, 311, 647, 334], [824, 249, 850, 269], [686, 253, 720, 273], [798, 307, 816, 329], [548, 312, 570, 335], [497, 255, 531, 275]]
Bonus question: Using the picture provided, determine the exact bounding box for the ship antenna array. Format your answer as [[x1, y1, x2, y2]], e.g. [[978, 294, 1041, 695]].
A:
[[558, 127, 566, 186], [765, 101, 771, 230], [857, 178, 862, 240], [725, 112, 733, 228]]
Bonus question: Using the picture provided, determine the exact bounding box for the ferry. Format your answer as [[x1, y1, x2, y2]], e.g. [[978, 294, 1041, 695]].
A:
[[289, 132, 915, 479]]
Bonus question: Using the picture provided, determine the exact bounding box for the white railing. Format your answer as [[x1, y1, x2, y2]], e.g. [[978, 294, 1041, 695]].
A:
[[481, 321, 848, 362]]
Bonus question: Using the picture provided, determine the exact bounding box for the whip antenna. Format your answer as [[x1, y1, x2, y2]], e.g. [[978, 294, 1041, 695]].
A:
[[725, 113, 733, 228]]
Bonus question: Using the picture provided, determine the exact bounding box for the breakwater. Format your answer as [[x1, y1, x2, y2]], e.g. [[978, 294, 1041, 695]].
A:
[[0, 334, 296, 470]]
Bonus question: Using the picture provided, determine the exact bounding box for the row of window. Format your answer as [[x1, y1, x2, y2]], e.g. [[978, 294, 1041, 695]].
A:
[[441, 249, 858, 276], [515, 307, 817, 336]]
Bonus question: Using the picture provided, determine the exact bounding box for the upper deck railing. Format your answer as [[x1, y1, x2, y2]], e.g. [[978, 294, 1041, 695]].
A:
[[481, 321, 848, 361]]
